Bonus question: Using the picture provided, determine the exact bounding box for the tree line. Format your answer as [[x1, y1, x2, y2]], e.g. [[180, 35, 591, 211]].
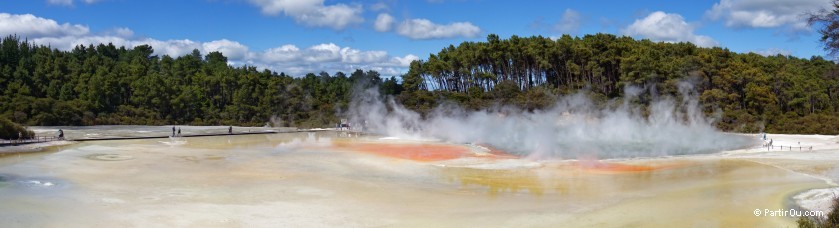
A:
[[399, 33, 839, 134], [1, 32, 838, 137], [0, 35, 400, 133]]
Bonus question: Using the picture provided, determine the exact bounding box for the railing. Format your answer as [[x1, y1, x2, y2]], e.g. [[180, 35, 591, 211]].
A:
[[0, 136, 63, 146], [763, 144, 812, 151]]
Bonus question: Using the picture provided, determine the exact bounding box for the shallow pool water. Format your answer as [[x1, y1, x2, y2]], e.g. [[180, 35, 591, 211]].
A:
[[0, 129, 829, 227]]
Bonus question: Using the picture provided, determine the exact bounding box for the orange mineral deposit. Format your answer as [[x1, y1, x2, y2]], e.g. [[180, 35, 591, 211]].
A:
[[332, 141, 516, 162]]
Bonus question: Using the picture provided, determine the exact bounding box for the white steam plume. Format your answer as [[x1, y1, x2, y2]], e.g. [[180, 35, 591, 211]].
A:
[[348, 83, 757, 159]]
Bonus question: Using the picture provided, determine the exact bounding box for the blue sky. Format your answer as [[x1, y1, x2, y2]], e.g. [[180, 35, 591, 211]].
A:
[[0, 0, 831, 76]]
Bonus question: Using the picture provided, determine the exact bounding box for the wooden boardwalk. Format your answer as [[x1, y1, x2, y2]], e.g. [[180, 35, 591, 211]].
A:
[[0, 136, 63, 146], [72, 131, 282, 142], [0, 129, 329, 146]]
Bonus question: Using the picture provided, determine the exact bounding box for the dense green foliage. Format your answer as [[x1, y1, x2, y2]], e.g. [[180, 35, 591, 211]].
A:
[[797, 196, 839, 228], [399, 34, 839, 134], [0, 117, 34, 139], [0, 33, 837, 134], [0, 35, 399, 129]]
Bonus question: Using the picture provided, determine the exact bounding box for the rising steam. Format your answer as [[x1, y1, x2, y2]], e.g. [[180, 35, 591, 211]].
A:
[[347, 83, 757, 159]]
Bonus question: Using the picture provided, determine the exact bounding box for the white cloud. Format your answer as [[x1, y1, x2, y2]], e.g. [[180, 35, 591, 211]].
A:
[[47, 0, 102, 6], [706, 0, 831, 32], [202, 39, 249, 60], [752, 48, 792, 56], [106, 27, 133, 38], [3, 13, 413, 76], [247, 0, 364, 30], [32, 34, 413, 76], [262, 44, 301, 62], [374, 13, 395, 32], [0, 13, 89, 38], [144, 39, 203, 57], [30, 36, 202, 57], [341, 48, 387, 64], [554, 9, 582, 34], [393, 54, 420, 66], [395, 18, 480, 39], [47, 0, 73, 6], [305, 43, 342, 62], [251, 43, 414, 75], [622, 11, 719, 47], [247, 0, 319, 15]]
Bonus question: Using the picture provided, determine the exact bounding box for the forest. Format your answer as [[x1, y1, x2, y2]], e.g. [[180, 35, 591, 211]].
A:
[[399, 34, 839, 134], [0, 33, 838, 138], [0, 35, 400, 132]]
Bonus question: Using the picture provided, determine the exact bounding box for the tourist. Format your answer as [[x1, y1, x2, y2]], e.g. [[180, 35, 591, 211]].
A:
[[229, 126, 233, 134], [177, 128, 181, 136], [58, 129, 64, 140], [172, 126, 176, 137]]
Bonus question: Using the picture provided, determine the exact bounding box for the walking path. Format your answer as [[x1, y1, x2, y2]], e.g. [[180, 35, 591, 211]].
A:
[[0, 129, 329, 146]]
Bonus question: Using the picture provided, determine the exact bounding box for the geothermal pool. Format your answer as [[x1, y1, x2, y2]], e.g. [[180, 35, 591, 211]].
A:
[[0, 127, 835, 227]]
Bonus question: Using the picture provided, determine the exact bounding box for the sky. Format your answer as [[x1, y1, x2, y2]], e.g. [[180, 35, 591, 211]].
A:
[[0, 0, 833, 77]]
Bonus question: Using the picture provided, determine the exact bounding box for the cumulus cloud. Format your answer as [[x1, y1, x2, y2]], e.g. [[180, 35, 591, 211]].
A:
[[104, 27, 134, 38], [262, 44, 301, 62], [1, 12, 414, 76], [265, 43, 396, 66], [393, 54, 420, 66], [0, 14, 201, 58], [0, 13, 90, 38], [395, 18, 480, 39], [304, 43, 342, 62], [31, 35, 413, 76], [706, 0, 831, 32], [752, 48, 792, 56], [554, 9, 582, 34], [374, 13, 395, 32], [202, 39, 250, 60], [247, 0, 364, 30], [341, 48, 387, 63], [252, 43, 415, 75], [622, 11, 719, 47], [29, 36, 202, 57]]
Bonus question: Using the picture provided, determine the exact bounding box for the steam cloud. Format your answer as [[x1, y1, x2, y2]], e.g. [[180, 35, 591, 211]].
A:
[[347, 83, 757, 160]]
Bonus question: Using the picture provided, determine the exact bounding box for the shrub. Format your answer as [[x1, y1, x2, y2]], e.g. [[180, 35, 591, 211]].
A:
[[0, 117, 35, 139], [799, 196, 839, 228]]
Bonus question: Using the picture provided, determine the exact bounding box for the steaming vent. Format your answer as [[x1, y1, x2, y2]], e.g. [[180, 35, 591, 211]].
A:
[[347, 84, 758, 159]]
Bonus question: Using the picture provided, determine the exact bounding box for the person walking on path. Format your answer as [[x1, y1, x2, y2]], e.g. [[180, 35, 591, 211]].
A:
[[172, 126, 176, 137], [58, 129, 64, 140], [228, 126, 233, 134], [177, 128, 181, 137]]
